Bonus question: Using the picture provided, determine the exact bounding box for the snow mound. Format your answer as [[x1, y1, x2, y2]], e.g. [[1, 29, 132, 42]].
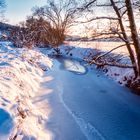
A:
[[0, 42, 52, 140]]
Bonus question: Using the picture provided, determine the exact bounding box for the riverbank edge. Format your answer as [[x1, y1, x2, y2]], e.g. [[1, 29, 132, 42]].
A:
[[41, 45, 140, 94]]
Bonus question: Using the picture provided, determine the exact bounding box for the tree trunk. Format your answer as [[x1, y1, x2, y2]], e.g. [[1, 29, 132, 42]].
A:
[[125, 0, 140, 77], [110, 0, 138, 78]]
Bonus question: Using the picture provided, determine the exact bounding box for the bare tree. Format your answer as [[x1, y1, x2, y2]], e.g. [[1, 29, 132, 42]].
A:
[[32, 0, 78, 49], [10, 23, 35, 49], [125, 0, 140, 77], [25, 16, 49, 45], [78, 0, 140, 81]]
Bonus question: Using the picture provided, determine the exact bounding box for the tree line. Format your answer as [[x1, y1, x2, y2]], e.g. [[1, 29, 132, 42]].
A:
[[81, 0, 140, 89]]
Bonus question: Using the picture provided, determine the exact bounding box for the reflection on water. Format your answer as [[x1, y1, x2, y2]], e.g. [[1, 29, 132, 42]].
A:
[[46, 55, 140, 140], [56, 57, 87, 75]]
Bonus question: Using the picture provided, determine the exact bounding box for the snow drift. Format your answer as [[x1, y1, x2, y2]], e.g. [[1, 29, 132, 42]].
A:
[[0, 42, 52, 140]]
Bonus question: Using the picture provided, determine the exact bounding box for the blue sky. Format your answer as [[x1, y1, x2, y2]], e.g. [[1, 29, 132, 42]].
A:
[[5, 0, 47, 24]]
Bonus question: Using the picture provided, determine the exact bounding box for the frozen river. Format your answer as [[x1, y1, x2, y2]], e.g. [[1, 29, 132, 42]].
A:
[[42, 57, 140, 140]]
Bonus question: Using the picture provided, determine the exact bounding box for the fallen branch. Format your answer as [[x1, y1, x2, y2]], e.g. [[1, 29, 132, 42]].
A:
[[86, 59, 133, 68]]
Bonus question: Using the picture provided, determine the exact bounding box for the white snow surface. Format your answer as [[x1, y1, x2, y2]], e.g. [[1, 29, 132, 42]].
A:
[[0, 42, 52, 140]]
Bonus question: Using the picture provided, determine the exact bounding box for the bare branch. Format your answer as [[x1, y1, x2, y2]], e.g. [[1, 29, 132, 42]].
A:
[[94, 44, 129, 61], [86, 59, 133, 68]]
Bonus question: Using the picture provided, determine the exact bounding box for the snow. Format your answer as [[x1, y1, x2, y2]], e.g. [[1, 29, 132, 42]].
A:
[[0, 42, 52, 139]]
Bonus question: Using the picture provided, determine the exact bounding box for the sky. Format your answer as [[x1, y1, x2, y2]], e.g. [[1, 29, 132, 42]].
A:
[[4, 0, 90, 36], [5, 0, 47, 25]]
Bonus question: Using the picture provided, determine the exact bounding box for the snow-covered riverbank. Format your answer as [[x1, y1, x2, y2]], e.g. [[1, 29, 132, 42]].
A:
[[0, 41, 137, 139], [0, 42, 52, 139], [43, 44, 134, 88]]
